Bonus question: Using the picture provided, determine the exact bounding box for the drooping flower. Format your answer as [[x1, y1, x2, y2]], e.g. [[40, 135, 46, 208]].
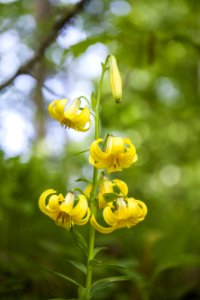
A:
[[84, 177, 129, 208], [39, 189, 90, 230], [90, 197, 147, 234], [109, 55, 122, 103], [48, 98, 92, 132], [89, 136, 137, 173]]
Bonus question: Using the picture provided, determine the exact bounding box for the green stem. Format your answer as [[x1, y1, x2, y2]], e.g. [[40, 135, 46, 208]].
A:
[[84, 61, 108, 299]]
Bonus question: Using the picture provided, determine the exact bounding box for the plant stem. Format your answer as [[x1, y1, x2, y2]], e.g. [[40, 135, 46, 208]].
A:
[[85, 61, 108, 299]]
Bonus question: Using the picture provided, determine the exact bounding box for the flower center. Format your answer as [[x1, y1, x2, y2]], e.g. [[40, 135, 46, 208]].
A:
[[56, 212, 71, 225], [61, 118, 72, 128], [108, 155, 120, 169]]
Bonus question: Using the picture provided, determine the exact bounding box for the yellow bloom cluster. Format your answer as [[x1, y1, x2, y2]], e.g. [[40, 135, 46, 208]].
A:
[[39, 55, 147, 234]]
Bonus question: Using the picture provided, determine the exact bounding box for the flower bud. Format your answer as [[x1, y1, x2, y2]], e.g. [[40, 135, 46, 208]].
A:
[[109, 55, 122, 103]]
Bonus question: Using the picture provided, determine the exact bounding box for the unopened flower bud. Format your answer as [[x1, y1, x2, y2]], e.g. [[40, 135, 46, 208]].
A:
[[109, 55, 122, 103]]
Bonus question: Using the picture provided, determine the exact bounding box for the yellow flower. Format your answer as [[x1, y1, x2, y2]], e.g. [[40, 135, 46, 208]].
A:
[[99, 177, 128, 208], [39, 189, 90, 230], [84, 177, 128, 208], [89, 136, 138, 173], [48, 98, 91, 132], [91, 197, 147, 234], [109, 54, 122, 103]]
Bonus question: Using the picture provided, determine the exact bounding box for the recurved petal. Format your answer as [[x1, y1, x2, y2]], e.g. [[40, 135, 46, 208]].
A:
[[48, 194, 62, 210], [89, 155, 107, 169], [90, 215, 115, 234], [126, 198, 141, 219], [73, 207, 90, 225], [70, 195, 88, 219], [106, 136, 124, 156], [113, 179, 128, 196], [103, 206, 119, 225], [64, 99, 80, 119], [136, 200, 148, 217], [90, 139, 107, 160], [73, 107, 90, 123], [38, 189, 57, 215], [48, 99, 68, 120], [74, 119, 92, 132]]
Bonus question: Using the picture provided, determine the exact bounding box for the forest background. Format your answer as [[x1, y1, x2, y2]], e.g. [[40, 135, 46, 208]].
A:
[[0, 0, 200, 299]]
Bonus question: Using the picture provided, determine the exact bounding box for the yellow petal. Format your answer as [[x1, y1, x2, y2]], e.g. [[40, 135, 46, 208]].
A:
[[64, 99, 80, 119], [84, 184, 93, 199], [48, 99, 68, 120], [60, 192, 75, 214], [112, 179, 128, 196], [115, 198, 128, 219], [48, 194, 62, 210], [106, 136, 124, 156], [103, 206, 119, 226], [73, 208, 90, 225], [90, 139, 106, 159], [70, 195, 88, 219], [89, 156, 107, 169], [126, 198, 141, 219], [99, 178, 113, 208], [90, 215, 115, 234], [136, 200, 148, 217], [38, 189, 57, 215]]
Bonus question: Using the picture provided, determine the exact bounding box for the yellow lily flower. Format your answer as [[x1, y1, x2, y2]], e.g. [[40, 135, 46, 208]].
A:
[[99, 177, 128, 208], [109, 55, 122, 103], [39, 189, 90, 230], [84, 177, 128, 208], [48, 98, 92, 132], [89, 136, 138, 173], [91, 197, 147, 234]]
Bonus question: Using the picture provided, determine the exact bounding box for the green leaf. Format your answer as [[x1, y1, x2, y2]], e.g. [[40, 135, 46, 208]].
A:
[[70, 228, 88, 255], [75, 178, 90, 183], [45, 269, 83, 288], [71, 188, 85, 195], [152, 254, 200, 281], [88, 259, 102, 268], [74, 149, 89, 156], [92, 246, 107, 259], [67, 259, 87, 274], [100, 263, 126, 270], [91, 276, 136, 296], [103, 193, 119, 202]]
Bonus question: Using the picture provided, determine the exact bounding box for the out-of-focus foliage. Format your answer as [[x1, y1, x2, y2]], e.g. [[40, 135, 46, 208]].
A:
[[0, 0, 200, 299]]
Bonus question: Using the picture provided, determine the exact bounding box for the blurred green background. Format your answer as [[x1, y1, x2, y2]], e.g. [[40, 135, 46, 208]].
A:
[[0, 0, 200, 299]]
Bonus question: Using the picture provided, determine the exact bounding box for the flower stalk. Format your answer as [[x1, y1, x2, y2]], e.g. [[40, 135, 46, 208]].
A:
[[38, 54, 148, 300], [85, 59, 109, 299]]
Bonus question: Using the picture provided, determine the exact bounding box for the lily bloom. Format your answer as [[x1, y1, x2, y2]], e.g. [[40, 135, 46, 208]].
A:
[[109, 55, 122, 103], [84, 177, 128, 208], [39, 189, 90, 230], [48, 98, 91, 132], [89, 136, 137, 173], [91, 197, 147, 234]]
